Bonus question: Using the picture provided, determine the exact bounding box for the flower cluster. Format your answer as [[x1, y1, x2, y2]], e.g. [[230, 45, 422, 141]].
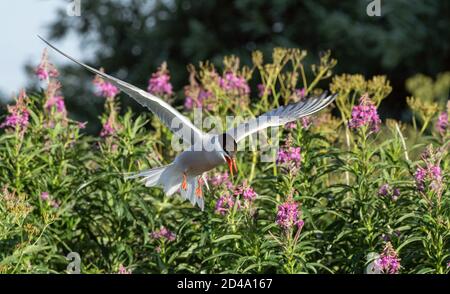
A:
[[150, 226, 176, 242], [0, 90, 30, 132], [214, 181, 258, 215], [1, 186, 32, 218], [40, 192, 60, 209], [34, 49, 72, 124], [35, 48, 59, 81], [436, 111, 448, 136], [277, 146, 301, 167], [100, 115, 116, 138], [233, 183, 257, 202], [147, 62, 173, 96], [184, 89, 213, 110], [215, 193, 236, 215], [373, 242, 401, 274], [378, 184, 400, 201], [117, 264, 132, 274], [286, 117, 311, 130], [99, 99, 122, 139], [414, 147, 443, 195], [93, 69, 120, 99], [415, 165, 442, 193], [293, 88, 306, 101], [349, 94, 381, 133], [276, 200, 304, 231], [301, 117, 312, 129], [209, 171, 233, 189], [286, 122, 297, 129], [257, 83, 271, 97], [183, 67, 215, 110], [218, 72, 250, 96], [44, 95, 66, 113], [44, 80, 67, 116]]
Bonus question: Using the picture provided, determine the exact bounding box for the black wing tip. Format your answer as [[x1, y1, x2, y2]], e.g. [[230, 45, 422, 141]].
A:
[[37, 35, 49, 45], [329, 92, 337, 101], [37, 35, 60, 55]]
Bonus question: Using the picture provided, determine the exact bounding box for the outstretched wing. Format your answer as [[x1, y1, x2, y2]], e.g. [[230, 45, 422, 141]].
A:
[[39, 36, 203, 146], [227, 92, 336, 142]]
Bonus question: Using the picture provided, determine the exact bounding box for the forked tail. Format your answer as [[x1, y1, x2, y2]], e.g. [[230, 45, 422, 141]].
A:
[[125, 164, 205, 210]]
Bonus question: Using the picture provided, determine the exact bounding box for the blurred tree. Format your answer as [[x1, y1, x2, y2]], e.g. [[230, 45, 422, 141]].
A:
[[37, 0, 449, 131]]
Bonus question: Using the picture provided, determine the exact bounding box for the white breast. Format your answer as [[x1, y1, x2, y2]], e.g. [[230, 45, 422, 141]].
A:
[[174, 135, 225, 176]]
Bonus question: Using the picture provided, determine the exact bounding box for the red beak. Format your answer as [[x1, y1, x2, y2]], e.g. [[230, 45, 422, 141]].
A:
[[226, 156, 238, 176]]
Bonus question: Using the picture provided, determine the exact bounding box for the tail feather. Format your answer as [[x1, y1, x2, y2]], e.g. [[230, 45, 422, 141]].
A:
[[181, 177, 195, 205], [160, 166, 182, 196], [125, 164, 174, 191], [126, 164, 205, 210], [180, 177, 204, 211], [125, 165, 167, 182]]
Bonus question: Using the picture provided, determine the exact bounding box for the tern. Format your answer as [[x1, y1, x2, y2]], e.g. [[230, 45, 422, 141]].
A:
[[39, 36, 336, 211]]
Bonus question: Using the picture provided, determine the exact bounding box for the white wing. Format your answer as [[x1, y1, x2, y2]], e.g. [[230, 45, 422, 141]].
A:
[[39, 36, 203, 146], [227, 92, 336, 142]]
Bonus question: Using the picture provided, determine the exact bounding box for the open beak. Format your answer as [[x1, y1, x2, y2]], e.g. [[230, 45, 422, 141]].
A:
[[225, 156, 238, 176]]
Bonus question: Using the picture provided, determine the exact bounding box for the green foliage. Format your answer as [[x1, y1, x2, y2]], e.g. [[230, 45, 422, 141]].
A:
[[1, 47, 449, 274]]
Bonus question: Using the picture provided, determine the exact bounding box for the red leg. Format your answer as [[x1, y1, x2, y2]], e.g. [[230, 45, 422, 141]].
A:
[[181, 173, 187, 191], [195, 178, 203, 198]]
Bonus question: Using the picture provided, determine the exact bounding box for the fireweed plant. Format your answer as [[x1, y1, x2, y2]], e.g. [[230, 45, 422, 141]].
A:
[[0, 48, 449, 274]]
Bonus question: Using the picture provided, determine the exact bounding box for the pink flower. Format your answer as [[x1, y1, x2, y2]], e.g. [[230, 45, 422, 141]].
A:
[[35, 48, 59, 81], [415, 164, 442, 193], [209, 172, 233, 189], [295, 88, 306, 100], [374, 242, 401, 274], [118, 264, 131, 274], [40, 192, 49, 201], [257, 83, 271, 97], [215, 193, 236, 215], [184, 97, 194, 109], [150, 226, 176, 242], [100, 111, 120, 138], [39, 192, 59, 208], [378, 184, 389, 196], [276, 201, 303, 230], [436, 112, 448, 135], [301, 117, 311, 129], [43, 80, 67, 120], [184, 90, 212, 110], [100, 121, 115, 138], [285, 117, 311, 130], [218, 72, 250, 96], [286, 122, 297, 129], [147, 62, 173, 96], [349, 94, 381, 133], [234, 183, 257, 202], [0, 90, 30, 132], [277, 146, 301, 168], [378, 184, 400, 201], [51, 200, 60, 209], [44, 95, 66, 113], [78, 122, 87, 129], [93, 69, 120, 98]]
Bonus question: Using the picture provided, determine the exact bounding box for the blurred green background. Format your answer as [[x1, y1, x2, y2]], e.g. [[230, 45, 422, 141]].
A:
[[6, 0, 450, 133]]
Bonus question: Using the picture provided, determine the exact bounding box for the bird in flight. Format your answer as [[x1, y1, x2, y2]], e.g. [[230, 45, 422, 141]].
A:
[[39, 36, 336, 211]]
